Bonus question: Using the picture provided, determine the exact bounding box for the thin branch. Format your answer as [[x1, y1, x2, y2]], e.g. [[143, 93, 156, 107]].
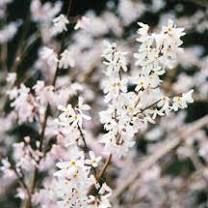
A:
[[88, 154, 112, 196], [97, 154, 112, 181], [112, 115, 208, 199], [9, 162, 32, 208], [77, 123, 89, 152]]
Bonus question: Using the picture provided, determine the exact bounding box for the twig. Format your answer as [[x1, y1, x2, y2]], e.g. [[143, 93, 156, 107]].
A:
[[9, 162, 32, 208], [88, 154, 112, 196], [77, 123, 89, 152], [112, 115, 208, 199], [97, 154, 112, 181]]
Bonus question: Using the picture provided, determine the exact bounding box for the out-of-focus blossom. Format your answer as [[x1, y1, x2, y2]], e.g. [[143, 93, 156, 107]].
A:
[[0, 21, 21, 43], [59, 49, 75, 69], [30, 0, 62, 23], [52, 14, 69, 35], [172, 89, 194, 111], [74, 16, 90, 30], [6, 72, 16, 85], [118, 0, 145, 26], [85, 151, 102, 168]]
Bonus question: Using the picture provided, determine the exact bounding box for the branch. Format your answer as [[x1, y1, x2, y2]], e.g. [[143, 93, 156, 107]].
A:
[[77, 123, 89, 153], [88, 154, 112, 196], [112, 115, 208, 199], [97, 154, 112, 181], [9, 163, 32, 208]]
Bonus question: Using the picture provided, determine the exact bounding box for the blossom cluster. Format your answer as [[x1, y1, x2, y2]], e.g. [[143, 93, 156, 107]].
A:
[[99, 20, 193, 157]]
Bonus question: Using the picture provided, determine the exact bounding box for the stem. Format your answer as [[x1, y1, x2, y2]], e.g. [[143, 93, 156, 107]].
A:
[[9, 162, 32, 208], [97, 154, 112, 181], [77, 123, 89, 152], [88, 154, 112, 196]]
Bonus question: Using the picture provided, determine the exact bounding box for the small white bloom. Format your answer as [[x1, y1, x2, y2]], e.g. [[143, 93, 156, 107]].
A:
[[85, 151, 102, 168], [137, 22, 149, 42], [58, 97, 91, 128], [76, 96, 91, 122], [58, 104, 79, 127], [59, 49, 75, 69], [40, 47, 58, 68], [0, 21, 21, 43], [134, 74, 150, 91], [0, 158, 15, 178], [103, 77, 127, 102], [52, 14, 69, 35], [98, 182, 112, 198], [6, 72, 16, 84], [74, 16, 90, 30], [172, 89, 194, 111], [182, 89, 194, 104], [102, 41, 128, 75]]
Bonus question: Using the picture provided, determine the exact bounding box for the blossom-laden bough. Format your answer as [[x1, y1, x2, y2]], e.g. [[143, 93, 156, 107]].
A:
[[0, 0, 207, 208]]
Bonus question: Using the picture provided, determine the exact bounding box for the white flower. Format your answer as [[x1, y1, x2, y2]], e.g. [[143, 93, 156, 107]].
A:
[[137, 22, 149, 42], [52, 147, 101, 208], [12, 139, 41, 171], [162, 19, 185, 47], [135, 19, 185, 73], [74, 16, 90, 30], [98, 183, 112, 198], [58, 104, 79, 127], [59, 49, 75, 69], [182, 89, 194, 104], [85, 151, 102, 168], [172, 89, 194, 111], [157, 96, 171, 115], [9, 84, 37, 124], [88, 183, 112, 208], [118, 0, 145, 26], [30, 0, 62, 23], [55, 160, 81, 180], [134, 74, 150, 91], [40, 47, 58, 68], [6, 72, 16, 84], [58, 97, 91, 128], [52, 14, 69, 35], [16, 188, 27, 200], [103, 77, 127, 102], [0, 21, 21, 43], [0, 159, 15, 178], [102, 41, 128, 75], [0, 0, 12, 7], [99, 20, 191, 160], [76, 97, 91, 122]]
